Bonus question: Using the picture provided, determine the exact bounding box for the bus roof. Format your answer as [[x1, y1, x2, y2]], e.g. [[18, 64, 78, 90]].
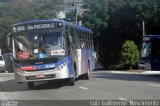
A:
[[145, 35, 160, 38], [12, 19, 92, 33], [144, 35, 160, 41]]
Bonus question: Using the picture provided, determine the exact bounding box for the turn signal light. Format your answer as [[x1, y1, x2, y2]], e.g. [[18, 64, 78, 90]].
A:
[[20, 66, 37, 71]]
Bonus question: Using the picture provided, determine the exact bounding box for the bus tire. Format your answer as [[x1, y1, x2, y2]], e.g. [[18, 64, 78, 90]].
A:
[[84, 73, 89, 80], [84, 62, 90, 80], [69, 77, 75, 86], [27, 82, 34, 89]]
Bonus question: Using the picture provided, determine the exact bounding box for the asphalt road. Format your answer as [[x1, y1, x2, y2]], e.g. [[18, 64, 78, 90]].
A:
[[0, 71, 160, 106]]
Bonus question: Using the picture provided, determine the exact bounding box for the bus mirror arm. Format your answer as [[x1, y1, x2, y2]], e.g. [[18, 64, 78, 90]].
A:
[[68, 43, 73, 55], [7, 33, 12, 50], [69, 34, 73, 44], [68, 42, 74, 56]]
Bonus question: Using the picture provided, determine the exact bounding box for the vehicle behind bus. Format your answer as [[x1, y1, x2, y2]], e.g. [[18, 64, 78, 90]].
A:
[[139, 35, 160, 71], [7, 19, 96, 89], [0, 55, 5, 72]]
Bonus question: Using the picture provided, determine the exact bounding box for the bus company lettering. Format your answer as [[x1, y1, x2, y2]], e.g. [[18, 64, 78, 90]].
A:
[[17, 26, 25, 31], [33, 23, 54, 29], [16, 23, 55, 31], [45, 64, 55, 69]]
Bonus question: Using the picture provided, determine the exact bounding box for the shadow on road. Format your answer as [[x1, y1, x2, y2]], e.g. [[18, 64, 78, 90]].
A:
[[0, 79, 70, 92], [34, 79, 69, 90], [92, 72, 160, 83]]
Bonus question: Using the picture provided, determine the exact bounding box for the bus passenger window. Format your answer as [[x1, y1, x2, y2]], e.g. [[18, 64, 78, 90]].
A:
[[81, 42, 85, 48]]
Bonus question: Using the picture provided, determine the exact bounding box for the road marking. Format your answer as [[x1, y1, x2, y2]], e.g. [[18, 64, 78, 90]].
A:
[[0, 92, 11, 100], [118, 98, 127, 101], [149, 84, 160, 87], [80, 86, 88, 90], [91, 75, 112, 77]]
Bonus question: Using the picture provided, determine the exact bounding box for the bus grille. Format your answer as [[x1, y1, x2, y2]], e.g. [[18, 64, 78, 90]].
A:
[[25, 74, 55, 80]]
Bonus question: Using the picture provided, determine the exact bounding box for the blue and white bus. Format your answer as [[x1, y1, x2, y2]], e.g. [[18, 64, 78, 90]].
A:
[[139, 35, 160, 71], [7, 19, 96, 89]]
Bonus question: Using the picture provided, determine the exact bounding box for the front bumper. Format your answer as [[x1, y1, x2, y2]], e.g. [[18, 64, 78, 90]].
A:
[[138, 64, 145, 69], [15, 65, 72, 83], [138, 63, 151, 70]]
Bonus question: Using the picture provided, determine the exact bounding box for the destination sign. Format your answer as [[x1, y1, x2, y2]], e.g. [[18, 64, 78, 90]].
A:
[[143, 37, 150, 41], [13, 22, 63, 32]]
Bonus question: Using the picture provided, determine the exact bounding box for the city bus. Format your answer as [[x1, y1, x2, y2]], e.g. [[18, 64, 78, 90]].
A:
[[139, 35, 160, 71], [7, 19, 96, 89]]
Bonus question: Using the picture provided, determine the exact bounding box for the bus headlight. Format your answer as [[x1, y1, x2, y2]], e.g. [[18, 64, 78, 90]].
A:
[[55, 61, 68, 71], [16, 68, 26, 74]]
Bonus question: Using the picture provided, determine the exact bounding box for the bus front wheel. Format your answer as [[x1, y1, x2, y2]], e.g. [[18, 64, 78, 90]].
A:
[[84, 62, 90, 80], [27, 82, 34, 89]]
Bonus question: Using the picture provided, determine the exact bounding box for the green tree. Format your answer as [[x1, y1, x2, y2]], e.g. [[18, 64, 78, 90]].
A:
[[83, 0, 108, 33], [101, 0, 160, 68], [120, 40, 139, 70], [0, 0, 63, 53], [82, 0, 109, 68]]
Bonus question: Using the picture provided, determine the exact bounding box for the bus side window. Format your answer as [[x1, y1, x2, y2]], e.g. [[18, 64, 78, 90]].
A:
[[91, 34, 94, 49], [88, 33, 91, 49], [83, 32, 87, 49], [87, 33, 90, 49], [79, 31, 82, 48], [77, 30, 81, 49], [81, 31, 85, 48], [89, 33, 93, 49], [70, 28, 75, 48], [89, 33, 92, 49], [86, 33, 90, 49], [74, 29, 79, 49]]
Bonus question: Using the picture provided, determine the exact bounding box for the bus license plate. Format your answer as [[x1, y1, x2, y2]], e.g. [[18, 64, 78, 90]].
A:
[[36, 74, 45, 78]]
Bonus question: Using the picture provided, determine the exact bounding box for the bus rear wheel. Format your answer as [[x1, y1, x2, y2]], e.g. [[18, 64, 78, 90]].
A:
[[69, 77, 75, 86], [84, 63, 90, 80], [84, 73, 89, 80], [27, 82, 34, 89]]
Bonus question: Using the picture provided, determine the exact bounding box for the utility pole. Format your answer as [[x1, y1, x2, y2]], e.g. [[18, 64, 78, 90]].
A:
[[143, 21, 145, 36], [75, 5, 78, 24], [75, 0, 79, 25], [141, 21, 145, 57]]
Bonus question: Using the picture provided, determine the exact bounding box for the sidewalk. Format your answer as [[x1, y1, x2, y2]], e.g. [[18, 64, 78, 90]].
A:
[[0, 73, 14, 77], [92, 70, 160, 75], [0, 71, 160, 77]]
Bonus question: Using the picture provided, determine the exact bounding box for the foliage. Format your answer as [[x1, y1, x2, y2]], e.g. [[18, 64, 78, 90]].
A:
[[82, 0, 109, 68], [83, 0, 108, 34], [82, 0, 160, 69], [120, 40, 139, 69]]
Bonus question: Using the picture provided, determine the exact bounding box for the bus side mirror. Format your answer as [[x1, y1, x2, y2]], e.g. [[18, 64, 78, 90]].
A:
[[7, 33, 12, 50]]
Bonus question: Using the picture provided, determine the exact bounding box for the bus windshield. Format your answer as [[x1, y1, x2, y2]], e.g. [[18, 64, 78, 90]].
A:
[[14, 31, 67, 60], [141, 42, 151, 58]]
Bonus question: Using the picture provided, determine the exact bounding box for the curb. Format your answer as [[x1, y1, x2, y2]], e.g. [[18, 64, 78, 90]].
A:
[[92, 71, 160, 75], [0, 73, 14, 77], [0, 71, 160, 77], [141, 71, 160, 75]]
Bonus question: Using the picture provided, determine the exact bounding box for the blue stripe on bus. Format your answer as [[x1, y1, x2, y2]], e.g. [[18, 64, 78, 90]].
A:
[[55, 55, 73, 77], [81, 49, 90, 74], [14, 56, 73, 76], [67, 56, 73, 77]]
